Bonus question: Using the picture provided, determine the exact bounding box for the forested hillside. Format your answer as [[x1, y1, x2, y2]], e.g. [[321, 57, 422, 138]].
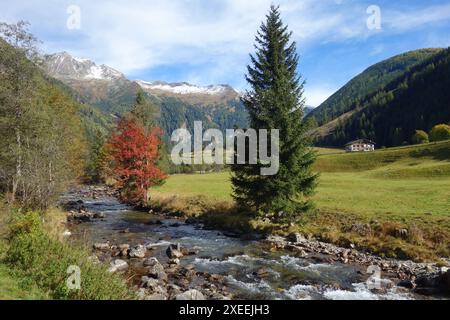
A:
[[317, 48, 450, 147], [0, 33, 87, 209], [307, 49, 443, 127]]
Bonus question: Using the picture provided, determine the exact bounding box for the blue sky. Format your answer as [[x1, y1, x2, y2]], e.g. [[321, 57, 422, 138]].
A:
[[1, 0, 450, 106]]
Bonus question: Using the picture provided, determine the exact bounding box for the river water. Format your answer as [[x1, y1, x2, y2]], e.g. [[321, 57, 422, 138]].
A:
[[62, 190, 425, 300]]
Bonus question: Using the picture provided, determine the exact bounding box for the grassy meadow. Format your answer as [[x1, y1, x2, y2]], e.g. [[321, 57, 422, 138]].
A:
[[152, 140, 450, 261]]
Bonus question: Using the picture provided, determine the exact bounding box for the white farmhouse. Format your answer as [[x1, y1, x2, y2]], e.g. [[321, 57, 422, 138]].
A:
[[345, 139, 375, 152]]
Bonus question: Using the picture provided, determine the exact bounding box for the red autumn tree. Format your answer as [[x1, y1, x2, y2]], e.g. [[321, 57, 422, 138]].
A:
[[108, 117, 167, 205]]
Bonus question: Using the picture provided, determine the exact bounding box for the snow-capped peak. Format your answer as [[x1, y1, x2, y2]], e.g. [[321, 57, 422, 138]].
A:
[[43, 52, 125, 81], [136, 80, 237, 96]]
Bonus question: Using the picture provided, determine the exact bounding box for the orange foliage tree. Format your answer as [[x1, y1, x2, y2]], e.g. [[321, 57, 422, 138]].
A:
[[108, 117, 167, 205]]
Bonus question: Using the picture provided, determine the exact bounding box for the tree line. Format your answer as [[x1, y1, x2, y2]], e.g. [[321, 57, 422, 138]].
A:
[[0, 22, 86, 210]]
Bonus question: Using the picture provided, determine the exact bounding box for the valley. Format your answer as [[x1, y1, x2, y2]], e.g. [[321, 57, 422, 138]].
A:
[[1, 4, 449, 302], [151, 141, 450, 261]]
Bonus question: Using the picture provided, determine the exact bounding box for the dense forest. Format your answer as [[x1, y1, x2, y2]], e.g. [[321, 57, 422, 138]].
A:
[[316, 48, 450, 147], [307, 48, 443, 127], [0, 28, 87, 209]]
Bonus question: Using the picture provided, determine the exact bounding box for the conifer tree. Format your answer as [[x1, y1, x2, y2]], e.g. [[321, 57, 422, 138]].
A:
[[130, 91, 159, 133], [231, 5, 317, 222]]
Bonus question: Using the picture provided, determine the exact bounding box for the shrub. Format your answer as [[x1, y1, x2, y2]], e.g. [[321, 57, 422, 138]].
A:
[[429, 124, 450, 142], [6, 211, 134, 300], [411, 130, 429, 145]]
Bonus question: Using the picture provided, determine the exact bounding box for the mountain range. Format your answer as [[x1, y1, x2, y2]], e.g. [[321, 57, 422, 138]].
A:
[[43, 48, 450, 149], [42, 52, 250, 140]]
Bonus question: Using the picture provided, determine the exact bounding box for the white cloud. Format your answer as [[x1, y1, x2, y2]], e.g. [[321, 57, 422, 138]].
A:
[[0, 0, 371, 76], [1, 0, 449, 89], [385, 3, 450, 31], [305, 86, 336, 107]]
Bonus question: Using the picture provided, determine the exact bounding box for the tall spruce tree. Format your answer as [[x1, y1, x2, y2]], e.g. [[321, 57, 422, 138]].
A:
[[130, 91, 159, 133], [231, 5, 317, 222]]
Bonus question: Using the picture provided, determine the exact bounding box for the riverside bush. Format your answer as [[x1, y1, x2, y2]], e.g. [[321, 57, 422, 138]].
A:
[[5, 211, 134, 300]]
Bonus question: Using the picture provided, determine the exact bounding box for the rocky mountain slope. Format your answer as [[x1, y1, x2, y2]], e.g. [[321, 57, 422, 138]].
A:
[[42, 52, 249, 139]]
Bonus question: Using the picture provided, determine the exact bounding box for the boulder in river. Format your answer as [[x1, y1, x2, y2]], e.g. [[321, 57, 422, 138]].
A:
[[175, 289, 205, 300], [166, 244, 183, 259], [93, 212, 105, 219], [129, 245, 147, 258], [168, 258, 180, 266]]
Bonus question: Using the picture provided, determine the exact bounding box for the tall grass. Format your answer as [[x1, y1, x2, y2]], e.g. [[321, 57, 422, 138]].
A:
[[4, 211, 135, 300]]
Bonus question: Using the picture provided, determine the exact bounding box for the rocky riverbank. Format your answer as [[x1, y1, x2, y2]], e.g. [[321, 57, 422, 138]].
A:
[[90, 241, 232, 300], [60, 185, 450, 300], [265, 234, 450, 296]]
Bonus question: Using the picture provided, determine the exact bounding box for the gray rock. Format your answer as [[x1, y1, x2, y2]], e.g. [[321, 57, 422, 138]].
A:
[[108, 259, 128, 273], [93, 243, 110, 251], [129, 245, 147, 258], [143, 257, 160, 267], [287, 233, 306, 243], [167, 284, 182, 297], [144, 278, 161, 290], [166, 244, 183, 259], [147, 261, 168, 282], [168, 258, 180, 265], [118, 244, 130, 256], [175, 289, 206, 300], [93, 212, 105, 219]]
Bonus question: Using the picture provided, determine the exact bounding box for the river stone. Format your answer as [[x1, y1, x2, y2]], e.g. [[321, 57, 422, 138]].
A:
[[147, 262, 168, 282], [93, 243, 110, 251], [168, 258, 180, 265], [144, 278, 161, 290], [143, 257, 160, 267], [175, 289, 205, 300], [167, 284, 182, 297], [167, 244, 183, 259], [129, 245, 147, 258], [118, 244, 130, 256], [287, 233, 306, 243], [108, 259, 128, 273], [254, 268, 270, 278], [93, 212, 105, 219]]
